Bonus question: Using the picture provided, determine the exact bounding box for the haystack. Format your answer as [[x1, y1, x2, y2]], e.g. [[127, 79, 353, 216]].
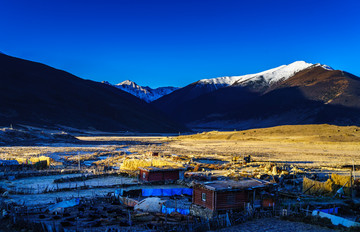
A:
[[303, 177, 333, 195], [331, 173, 353, 195], [120, 158, 179, 171], [303, 173, 354, 196]]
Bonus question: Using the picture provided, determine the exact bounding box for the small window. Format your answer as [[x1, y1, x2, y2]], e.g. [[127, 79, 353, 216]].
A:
[[143, 172, 146, 179], [202, 192, 206, 202]]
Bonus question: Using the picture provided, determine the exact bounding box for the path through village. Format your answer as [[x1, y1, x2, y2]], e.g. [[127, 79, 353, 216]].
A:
[[214, 218, 335, 232]]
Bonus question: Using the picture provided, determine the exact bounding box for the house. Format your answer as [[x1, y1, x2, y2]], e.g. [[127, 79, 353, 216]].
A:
[[139, 166, 185, 182], [192, 178, 276, 212]]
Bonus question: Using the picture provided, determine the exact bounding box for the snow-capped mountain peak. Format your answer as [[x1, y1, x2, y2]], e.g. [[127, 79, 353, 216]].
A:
[[198, 61, 314, 89], [105, 61, 333, 103], [104, 80, 179, 102], [117, 80, 139, 89], [120, 80, 133, 85]]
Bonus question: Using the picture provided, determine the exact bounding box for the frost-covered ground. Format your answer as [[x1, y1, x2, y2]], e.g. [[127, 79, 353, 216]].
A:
[[1, 174, 138, 194], [7, 187, 117, 206], [0, 144, 128, 161]]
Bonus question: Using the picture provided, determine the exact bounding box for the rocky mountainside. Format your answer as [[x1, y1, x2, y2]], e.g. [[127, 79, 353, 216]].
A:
[[0, 53, 187, 133], [153, 61, 360, 130], [111, 80, 178, 102]]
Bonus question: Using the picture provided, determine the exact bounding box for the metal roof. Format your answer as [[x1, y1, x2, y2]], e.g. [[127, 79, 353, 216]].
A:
[[139, 166, 186, 172], [195, 178, 274, 191]]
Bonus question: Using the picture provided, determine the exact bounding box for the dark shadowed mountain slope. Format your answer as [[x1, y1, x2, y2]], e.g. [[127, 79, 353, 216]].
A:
[[195, 67, 360, 130], [271, 66, 360, 109], [153, 61, 314, 124], [153, 61, 313, 122], [154, 63, 360, 130], [152, 80, 226, 121], [0, 53, 187, 132], [156, 85, 261, 123]]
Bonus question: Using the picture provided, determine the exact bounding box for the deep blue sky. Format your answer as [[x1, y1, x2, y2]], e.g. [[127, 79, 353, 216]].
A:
[[1, 0, 359, 88]]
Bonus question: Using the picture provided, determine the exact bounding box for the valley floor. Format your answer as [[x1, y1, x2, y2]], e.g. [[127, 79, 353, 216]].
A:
[[1, 124, 360, 231], [92, 124, 360, 168], [78, 132, 360, 169]]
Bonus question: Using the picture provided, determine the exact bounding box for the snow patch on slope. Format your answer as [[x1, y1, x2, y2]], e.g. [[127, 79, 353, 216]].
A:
[[317, 64, 334, 71]]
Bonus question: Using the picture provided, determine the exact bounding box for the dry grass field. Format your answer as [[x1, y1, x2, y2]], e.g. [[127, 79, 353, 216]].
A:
[[83, 124, 359, 169], [167, 124, 360, 167], [1, 124, 359, 169]]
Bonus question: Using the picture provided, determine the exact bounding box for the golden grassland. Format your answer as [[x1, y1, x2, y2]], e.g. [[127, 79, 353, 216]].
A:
[[0, 124, 359, 169], [166, 124, 360, 167], [73, 124, 360, 167], [120, 159, 181, 170], [177, 124, 360, 143], [0, 146, 124, 161]]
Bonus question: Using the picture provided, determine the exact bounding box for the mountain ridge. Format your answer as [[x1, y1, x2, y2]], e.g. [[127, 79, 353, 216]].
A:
[[153, 61, 321, 122], [2, 53, 358, 133], [0, 53, 187, 133], [153, 61, 360, 130]]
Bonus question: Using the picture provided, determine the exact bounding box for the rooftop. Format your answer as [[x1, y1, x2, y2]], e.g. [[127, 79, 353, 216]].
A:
[[195, 178, 274, 191], [139, 166, 186, 172]]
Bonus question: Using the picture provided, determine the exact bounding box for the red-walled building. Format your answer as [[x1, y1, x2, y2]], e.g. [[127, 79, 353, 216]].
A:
[[192, 178, 275, 212], [139, 166, 185, 182]]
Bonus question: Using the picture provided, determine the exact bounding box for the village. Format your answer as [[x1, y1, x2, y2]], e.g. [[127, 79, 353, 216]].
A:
[[0, 134, 360, 232]]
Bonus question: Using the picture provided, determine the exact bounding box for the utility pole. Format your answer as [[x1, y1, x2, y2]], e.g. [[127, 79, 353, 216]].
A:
[[350, 169, 353, 199], [78, 153, 81, 170], [353, 159, 356, 180], [352, 159, 356, 199]]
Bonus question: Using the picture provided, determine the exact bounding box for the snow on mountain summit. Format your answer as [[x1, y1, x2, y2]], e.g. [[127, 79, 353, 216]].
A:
[[106, 61, 333, 103], [116, 80, 150, 95], [119, 80, 137, 86], [197, 61, 315, 89]]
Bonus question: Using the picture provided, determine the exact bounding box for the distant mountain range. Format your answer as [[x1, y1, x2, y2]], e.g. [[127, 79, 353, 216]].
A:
[[153, 61, 360, 130], [103, 80, 178, 103], [2, 52, 360, 133], [0, 53, 187, 133]]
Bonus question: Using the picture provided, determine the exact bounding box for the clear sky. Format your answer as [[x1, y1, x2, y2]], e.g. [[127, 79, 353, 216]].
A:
[[1, 0, 359, 88]]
